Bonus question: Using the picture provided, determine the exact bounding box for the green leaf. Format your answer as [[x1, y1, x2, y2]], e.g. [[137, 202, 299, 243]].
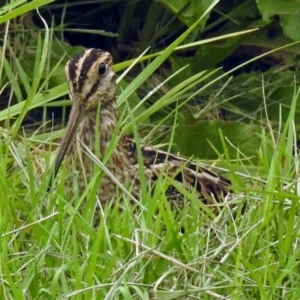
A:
[[156, 0, 211, 28], [257, 0, 300, 41], [174, 115, 262, 160]]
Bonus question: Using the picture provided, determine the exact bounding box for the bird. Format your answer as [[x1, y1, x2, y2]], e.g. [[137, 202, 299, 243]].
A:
[[51, 48, 232, 215]]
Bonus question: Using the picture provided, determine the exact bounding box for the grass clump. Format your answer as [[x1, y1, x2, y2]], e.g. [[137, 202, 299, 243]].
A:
[[1, 84, 300, 299]]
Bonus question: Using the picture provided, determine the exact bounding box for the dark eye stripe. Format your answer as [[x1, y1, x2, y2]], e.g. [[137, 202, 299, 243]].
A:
[[82, 80, 100, 103], [67, 48, 107, 92]]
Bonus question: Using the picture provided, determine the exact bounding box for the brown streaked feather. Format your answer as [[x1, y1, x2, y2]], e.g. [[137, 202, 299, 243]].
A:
[[51, 48, 232, 223], [124, 137, 231, 204]]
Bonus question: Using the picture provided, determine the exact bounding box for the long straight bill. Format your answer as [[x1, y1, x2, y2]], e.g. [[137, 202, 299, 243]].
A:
[[48, 103, 84, 190]]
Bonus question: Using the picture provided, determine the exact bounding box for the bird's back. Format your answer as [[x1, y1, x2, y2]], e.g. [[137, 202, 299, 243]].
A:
[[124, 137, 231, 207]]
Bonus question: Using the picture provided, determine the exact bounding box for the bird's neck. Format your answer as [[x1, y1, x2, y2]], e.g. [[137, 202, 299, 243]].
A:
[[77, 101, 119, 157]]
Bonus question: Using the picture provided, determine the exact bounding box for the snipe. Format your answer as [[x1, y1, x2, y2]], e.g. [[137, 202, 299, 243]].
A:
[[51, 48, 231, 210]]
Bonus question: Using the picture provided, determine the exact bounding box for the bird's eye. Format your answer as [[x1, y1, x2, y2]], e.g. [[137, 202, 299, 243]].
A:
[[98, 62, 107, 76]]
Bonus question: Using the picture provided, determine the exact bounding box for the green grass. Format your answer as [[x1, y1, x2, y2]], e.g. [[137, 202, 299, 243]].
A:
[[2, 72, 300, 300], [2, 122, 300, 300], [2, 2, 300, 299]]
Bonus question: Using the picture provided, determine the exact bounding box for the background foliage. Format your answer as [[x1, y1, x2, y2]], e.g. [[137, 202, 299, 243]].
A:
[[1, 0, 300, 160]]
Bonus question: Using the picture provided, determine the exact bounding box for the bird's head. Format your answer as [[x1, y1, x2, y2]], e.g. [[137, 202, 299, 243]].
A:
[[51, 48, 117, 183], [66, 48, 116, 112]]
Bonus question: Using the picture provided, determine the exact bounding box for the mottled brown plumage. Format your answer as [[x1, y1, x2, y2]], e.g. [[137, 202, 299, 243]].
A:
[[52, 48, 231, 213]]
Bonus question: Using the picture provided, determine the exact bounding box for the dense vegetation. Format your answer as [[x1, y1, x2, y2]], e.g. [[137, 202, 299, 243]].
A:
[[1, 0, 300, 299]]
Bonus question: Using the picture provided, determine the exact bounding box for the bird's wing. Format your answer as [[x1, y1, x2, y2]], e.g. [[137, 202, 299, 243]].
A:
[[124, 137, 231, 204]]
